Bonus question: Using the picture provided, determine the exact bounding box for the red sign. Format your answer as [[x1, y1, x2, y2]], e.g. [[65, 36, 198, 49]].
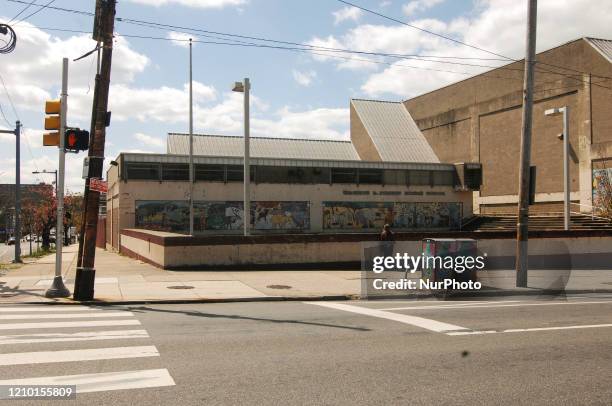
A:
[[89, 178, 108, 193]]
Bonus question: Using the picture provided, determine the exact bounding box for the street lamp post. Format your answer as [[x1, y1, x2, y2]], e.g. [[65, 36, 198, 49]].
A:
[[33, 169, 58, 195], [232, 78, 251, 237], [545, 106, 570, 231]]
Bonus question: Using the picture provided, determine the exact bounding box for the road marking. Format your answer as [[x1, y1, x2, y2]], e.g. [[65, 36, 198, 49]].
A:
[[308, 302, 469, 333], [0, 330, 149, 345], [381, 300, 612, 311], [447, 323, 612, 336], [0, 345, 159, 366], [0, 319, 141, 331], [0, 312, 133, 320], [0, 368, 175, 393], [0, 306, 103, 312]]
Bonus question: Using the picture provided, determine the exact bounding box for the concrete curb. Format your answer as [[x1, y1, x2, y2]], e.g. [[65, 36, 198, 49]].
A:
[[2, 288, 612, 305]]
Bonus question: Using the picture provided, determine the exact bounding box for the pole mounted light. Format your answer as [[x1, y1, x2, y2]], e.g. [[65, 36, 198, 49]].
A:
[[232, 78, 250, 236], [544, 106, 570, 231]]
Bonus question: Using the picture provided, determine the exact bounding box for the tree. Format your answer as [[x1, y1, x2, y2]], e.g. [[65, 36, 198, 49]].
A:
[[20, 188, 82, 250]]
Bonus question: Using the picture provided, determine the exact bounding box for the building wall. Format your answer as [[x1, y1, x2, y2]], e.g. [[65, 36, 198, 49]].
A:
[[106, 168, 473, 247], [404, 39, 612, 215], [350, 102, 382, 161]]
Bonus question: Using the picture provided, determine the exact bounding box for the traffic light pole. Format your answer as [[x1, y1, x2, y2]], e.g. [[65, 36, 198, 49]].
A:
[[46, 58, 70, 298], [74, 0, 116, 301], [0, 121, 21, 262]]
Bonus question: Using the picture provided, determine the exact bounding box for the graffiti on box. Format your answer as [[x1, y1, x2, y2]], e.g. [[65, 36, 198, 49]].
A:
[[136, 200, 310, 232], [322, 201, 462, 230]]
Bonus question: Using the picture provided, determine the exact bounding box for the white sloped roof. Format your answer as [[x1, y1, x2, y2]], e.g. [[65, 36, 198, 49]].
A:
[[351, 99, 439, 163], [585, 37, 612, 63], [167, 133, 360, 161]]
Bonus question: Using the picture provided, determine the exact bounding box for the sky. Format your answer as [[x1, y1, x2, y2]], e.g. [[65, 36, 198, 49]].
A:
[[0, 0, 611, 192]]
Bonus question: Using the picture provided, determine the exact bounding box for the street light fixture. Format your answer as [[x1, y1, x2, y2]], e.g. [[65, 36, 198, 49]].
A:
[[544, 106, 570, 231], [232, 78, 250, 236]]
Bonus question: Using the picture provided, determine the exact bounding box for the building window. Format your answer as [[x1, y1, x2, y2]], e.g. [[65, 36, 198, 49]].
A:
[[408, 170, 431, 186], [331, 168, 356, 184], [196, 164, 224, 182], [126, 163, 160, 180], [432, 171, 454, 186], [358, 169, 383, 184], [161, 164, 189, 181]]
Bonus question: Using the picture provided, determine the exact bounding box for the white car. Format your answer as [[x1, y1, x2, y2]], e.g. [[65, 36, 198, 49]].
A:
[[7, 236, 15, 245]]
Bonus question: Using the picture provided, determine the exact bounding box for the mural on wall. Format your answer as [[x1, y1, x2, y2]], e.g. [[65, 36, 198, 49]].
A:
[[194, 202, 244, 231], [136, 200, 310, 233], [323, 201, 462, 230], [135, 200, 189, 233], [323, 202, 394, 230], [592, 168, 612, 217], [252, 201, 309, 230]]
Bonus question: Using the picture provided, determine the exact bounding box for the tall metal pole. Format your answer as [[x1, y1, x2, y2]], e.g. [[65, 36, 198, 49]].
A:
[[188, 38, 194, 235], [563, 106, 570, 231], [243, 78, 250, 237], [14, 121, 21, 263], [515, 0, 538, 288], [75, 0, 116, 301], [46, 58, 70, 298]]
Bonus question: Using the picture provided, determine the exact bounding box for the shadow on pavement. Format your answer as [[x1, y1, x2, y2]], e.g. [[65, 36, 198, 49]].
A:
[[128, 305, 371, 332]]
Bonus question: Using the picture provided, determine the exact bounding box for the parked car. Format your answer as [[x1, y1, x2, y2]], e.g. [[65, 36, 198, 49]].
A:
[[7, 236, 15, 245]]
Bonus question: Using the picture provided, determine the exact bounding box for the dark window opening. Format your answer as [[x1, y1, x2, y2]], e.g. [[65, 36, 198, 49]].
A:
[[126, 163, 160, 180], [161, 164, 189, 181]]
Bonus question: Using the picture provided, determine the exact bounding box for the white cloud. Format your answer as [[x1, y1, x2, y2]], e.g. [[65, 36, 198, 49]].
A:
[[133, 133, 165, 149], [332, 6, 363, 25], [309, 0, 612, 98], [292, 70, 317, 87], [402, 0, 445, 16], [253, 107, 349, 140], [125, 0, 247, 8], [380, 1, 392, 7], [166, 31, 198, 47]]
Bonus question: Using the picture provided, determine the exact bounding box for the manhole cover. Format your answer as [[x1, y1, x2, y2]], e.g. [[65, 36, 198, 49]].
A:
[[167, 285, 195, 290], [267, 285, 292, 290]]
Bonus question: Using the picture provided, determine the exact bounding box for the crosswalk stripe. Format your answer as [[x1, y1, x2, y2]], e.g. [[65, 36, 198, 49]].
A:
[[0, 319, 141, 331], [0, 306, 103, 313], [0, 345, 159, 366], [0, 330, 149, 345], [0, 368, 175, 393], [307, 302, 470, 333], [0, 312, 134, 320]]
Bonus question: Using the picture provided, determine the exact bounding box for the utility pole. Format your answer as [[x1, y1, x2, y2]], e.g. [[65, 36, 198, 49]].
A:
[[0, 121, 21, 262], [188, 37, 194, 235], [77, 43, 101, 268], [243, 78, 250, 237], [46, 58, 70, 298], [515, 0, 538, 288], [74, 0, 116, 301]]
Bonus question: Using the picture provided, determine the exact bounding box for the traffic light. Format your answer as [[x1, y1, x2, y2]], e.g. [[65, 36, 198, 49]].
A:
[[65, 128, 89, 152], [43, 100, 61, 146]]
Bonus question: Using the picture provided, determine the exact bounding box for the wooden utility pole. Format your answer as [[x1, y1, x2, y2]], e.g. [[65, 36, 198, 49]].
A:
[[74, 0, 116, 301], [515, 0, 538, 288]]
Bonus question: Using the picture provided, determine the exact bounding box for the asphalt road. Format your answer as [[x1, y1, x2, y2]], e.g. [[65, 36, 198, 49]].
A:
[[1, 295, 611, 405]]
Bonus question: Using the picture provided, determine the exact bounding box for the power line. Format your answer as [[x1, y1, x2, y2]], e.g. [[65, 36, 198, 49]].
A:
[[13, 0, 57, 25], [7, 0, 37, 23]]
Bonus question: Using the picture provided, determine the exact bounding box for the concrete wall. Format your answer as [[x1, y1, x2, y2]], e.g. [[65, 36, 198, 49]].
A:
[[120, 228, 612, 270], [404, 38, 612, 215]]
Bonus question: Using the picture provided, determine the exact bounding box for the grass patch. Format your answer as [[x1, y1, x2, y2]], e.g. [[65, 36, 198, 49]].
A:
[[23, 248, 56, 259]]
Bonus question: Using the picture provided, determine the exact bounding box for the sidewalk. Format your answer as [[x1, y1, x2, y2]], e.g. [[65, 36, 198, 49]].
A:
[[0, 245, 361, 303], [1, 245, 611, 304]]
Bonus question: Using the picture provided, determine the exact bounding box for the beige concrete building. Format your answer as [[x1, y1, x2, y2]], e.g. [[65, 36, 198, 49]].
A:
[[106, 99, 480, 250], [403, 37, 612, 214]]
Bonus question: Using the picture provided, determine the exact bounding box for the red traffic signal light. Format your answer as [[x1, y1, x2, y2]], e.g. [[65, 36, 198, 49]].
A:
[[64, 128, 89, 152]]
